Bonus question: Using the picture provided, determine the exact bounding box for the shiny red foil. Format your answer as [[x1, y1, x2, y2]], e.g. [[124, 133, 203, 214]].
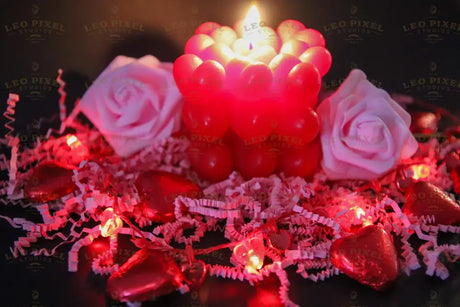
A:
[[403, 181, 460, 225], [24, 161, 77, 202], [330, 225, 398, 291], [107, 249, 184, 302], [135, 170, 202, 223]]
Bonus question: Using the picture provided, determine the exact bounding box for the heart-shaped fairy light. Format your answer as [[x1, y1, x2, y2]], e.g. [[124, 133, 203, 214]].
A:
[[233, 236, 265, 274], [180, 260, 207, 289], [329, 225, 398, 291], [24, 161, 78, 202], [106, 248, 184, 302], [135, 170, 202, 223], [403, 181, 460, 225]]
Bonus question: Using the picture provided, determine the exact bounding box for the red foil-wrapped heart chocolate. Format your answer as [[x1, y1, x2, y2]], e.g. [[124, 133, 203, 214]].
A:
[[403, 181, 460, 225], [135, 170, 202, 223], [107, 248, 184, 302], [24, 161, 78, 202], [330, 225, 398, 291]]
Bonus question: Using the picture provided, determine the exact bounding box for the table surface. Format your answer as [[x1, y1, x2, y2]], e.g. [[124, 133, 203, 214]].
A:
[[1, 0, 459, 306], [1, 205, 459, 307]]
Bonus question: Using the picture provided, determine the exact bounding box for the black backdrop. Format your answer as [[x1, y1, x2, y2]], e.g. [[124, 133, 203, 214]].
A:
[[0, 0, 459, 306]]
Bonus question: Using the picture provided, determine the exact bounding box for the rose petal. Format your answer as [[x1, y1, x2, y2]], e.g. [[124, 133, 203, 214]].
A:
[[330, 69, 366, 103], [79, 54, 184, 157], [317, 69, 418, 180], [400, 133, 418, 159], [100, 55, 137, 78], [331, 123, 396, 175], [137, 55, 161, 68], [343, 114, 389, 155]]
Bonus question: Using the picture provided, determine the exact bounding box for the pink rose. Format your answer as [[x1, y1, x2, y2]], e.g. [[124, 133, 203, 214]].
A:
[[317, 69, 418, 180], [80, 55, 183, 157]]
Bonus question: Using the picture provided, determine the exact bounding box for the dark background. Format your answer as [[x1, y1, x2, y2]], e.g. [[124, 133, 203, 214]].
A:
[[0, 0, 459, 306]]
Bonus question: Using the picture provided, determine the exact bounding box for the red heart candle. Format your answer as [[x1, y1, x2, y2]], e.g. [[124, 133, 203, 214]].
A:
[[330, 225, 398, 291], [107, 248, 184, 302]]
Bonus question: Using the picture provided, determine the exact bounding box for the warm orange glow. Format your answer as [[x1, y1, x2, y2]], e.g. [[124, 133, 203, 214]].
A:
[[66, 134, 82, 149], [233, 237, 265, 274], [243, 5, 263, 48], [362, 220, 373, 227], [247, 251, 263, 274], [354, 207, 366, 219], [100, 208, 123, 237], [351, 206, 372, 226], [411, 164, 430, 180]]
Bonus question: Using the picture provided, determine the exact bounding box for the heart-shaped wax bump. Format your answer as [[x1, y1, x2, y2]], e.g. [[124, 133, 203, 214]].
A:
[[330, 225, 398, 291], [135, 170, 202, 223], [403, 181, 460, 225], [107, 248, 184, 302], [180, 260, 207, 289], [24, 161, 78, 202]]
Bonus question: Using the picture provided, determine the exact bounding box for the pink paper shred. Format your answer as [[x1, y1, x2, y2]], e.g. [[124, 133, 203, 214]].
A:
[[1, 88, 460, 307]]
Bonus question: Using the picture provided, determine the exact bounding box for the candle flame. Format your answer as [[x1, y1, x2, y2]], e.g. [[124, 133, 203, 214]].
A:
[[243, 5, 263, 48]]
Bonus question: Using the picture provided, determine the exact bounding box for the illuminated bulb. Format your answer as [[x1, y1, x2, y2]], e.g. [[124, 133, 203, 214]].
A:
[[66, 134, 82, 149], [411, 164, 430, 180], [65, 134, 89, 160], [233, 236, 265, 274], [351, 206, 372, 226], [245, 251, 263, 274], [248, 252, 262, 270], [100, 208, 123, 237], [354, 207, 366, 219]]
